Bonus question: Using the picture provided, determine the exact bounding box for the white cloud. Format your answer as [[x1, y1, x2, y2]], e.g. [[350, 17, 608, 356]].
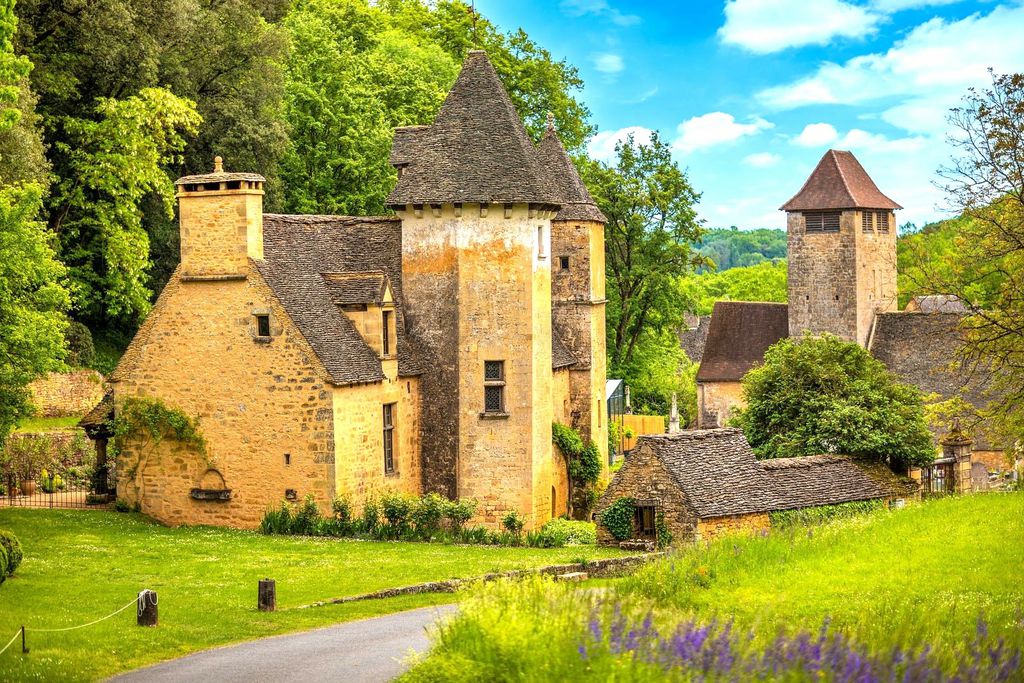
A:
[[587, 126, 654, 162], [593, 53, 624, 74], [673, 112, 773, 153], [757, 5, 1024, 135], [559, 0, 640, 27], [742, 152, 782, 167], [719, 0, 881, 54], [869, 0, 962, 11], [794, 123, 839, 147]]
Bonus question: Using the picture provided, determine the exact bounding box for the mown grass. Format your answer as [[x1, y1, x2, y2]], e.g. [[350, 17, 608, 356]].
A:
[[404, 493, 1024, 681], [14, 416, 84, 433], [0, 508, 626, 681]]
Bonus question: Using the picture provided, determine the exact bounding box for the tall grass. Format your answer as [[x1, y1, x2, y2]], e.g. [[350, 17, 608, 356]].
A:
[[404, 493, 1024, 681]]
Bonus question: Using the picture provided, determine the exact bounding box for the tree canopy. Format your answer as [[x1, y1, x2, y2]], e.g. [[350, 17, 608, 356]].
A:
[[679, 260, 787, 317], [733, 334, 936, 470], [696, 227, 786, 272]]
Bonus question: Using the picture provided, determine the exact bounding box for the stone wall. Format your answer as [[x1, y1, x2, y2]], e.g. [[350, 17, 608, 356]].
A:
[[178, 185, 263, 278], [697, 381, 744, 428], [594, 441, 698, 546], [399, 203, 558, 527], [28, 370, 105, 417], [679, 316, 711, 363], [110, 264, 335, 528], [696, 512, 770, 541], [787, 210, 859, 342], [854, 210, 898, 346]]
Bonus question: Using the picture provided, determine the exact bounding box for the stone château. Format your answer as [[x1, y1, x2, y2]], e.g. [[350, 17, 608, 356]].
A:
[[90, 51, 608, 529]]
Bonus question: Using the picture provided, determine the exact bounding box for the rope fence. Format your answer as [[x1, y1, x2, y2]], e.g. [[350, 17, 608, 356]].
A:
[[0, 589, 157, 657]]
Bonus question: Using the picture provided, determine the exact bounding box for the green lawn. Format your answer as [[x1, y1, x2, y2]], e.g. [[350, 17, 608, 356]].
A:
[[0, 509, 626, 681], [403, 493, 1024, 681], [14, 416, 83, 433]]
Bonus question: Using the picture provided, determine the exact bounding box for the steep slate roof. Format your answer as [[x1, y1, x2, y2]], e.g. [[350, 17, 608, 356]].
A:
[[780, 150, 902, 211], [258, 214, 423, 385], [906, 294, 968, 314], [639, 429, 777, 518], [321, 272, 389, 306], [696, 302, 789, 382], [536, 120, 606, 223], [761, 454, 914, 510], [868, 311, 999, 449], [552, 325, 578, 370], [386, 50, 561, 208]]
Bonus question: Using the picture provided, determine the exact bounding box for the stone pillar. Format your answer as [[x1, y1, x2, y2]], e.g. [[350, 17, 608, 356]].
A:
[[942, 421, 974, 494], [668, 393, 680, 434]]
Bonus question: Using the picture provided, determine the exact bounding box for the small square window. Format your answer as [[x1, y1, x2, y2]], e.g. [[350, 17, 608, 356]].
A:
[[255, 314, 271, 337], [559, 256, 570, 270], [484, 360, 504, 382], [484, 385, 504, 412]]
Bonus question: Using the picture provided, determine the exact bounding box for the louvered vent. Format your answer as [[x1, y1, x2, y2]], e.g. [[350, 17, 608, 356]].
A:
[[804, 211, 841, 233]]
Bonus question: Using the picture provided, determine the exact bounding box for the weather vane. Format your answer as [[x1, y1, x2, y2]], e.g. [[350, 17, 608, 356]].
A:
[[468, 1, 479, 47]]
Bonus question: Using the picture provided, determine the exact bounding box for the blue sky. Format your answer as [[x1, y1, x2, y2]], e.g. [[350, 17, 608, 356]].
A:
[[476, 0, 1024, 231]]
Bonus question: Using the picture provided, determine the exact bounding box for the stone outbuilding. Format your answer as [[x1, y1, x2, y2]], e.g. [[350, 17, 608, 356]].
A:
[[595, 428, 915, 547]]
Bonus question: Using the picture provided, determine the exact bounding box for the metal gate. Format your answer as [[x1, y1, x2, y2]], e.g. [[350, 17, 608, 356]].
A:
[[2, 433, 113, 509]]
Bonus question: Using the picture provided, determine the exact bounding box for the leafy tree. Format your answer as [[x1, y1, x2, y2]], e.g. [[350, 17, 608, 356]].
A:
[[616, 329, 698, 420], [679, 259, 787, 317], [582, 132, 705, 372], [912, 71, 1024, 445], [0, 0, 67, 450], [0, 182, 68, 449], [50, 88, 200, 323], [733, 334, 936, 470]]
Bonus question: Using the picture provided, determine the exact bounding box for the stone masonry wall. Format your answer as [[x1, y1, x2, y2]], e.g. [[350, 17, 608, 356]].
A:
[[28, 370, 105, 417], [855, 210, 898, 346], [111, 264, 334, 528], [696, 512, 770, 542], [697, 381, 744, 429], [787, 210, 859, 342], [178, 188, 263, 278], [595, 441, 697, 546]]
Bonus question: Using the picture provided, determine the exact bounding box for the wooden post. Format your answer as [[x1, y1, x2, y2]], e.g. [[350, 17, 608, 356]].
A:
[[258, 578, 276, 612], [137, 590, 158, 627], [21, 625, 27, 654]]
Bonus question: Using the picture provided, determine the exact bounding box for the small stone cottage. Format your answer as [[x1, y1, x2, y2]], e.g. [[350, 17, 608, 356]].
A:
[[595, 428, 915, 546]]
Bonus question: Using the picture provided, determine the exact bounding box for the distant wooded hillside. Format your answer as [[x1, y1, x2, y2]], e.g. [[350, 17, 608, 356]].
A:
[[696, 227, 787, 272]]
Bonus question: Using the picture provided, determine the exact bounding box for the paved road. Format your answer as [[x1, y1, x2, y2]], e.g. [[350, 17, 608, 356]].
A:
[[112, 604, 458, 683]]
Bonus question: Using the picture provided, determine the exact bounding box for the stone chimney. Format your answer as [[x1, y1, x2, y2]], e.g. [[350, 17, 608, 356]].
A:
[[668, 392, 681, 434], [941, 420, 974, 494], [175, 156, 266, 280]]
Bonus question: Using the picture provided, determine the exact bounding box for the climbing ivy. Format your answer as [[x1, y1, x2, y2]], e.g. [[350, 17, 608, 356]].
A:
[[599, 496, 635, 541], [552, 422, 603, 519], [655, 511, 673, 549], [111, 397, 207, 507]]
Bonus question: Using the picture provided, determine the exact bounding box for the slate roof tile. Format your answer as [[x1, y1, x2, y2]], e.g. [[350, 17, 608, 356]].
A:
[[696, 302, 789, 382], [781, 150, 902, 211]]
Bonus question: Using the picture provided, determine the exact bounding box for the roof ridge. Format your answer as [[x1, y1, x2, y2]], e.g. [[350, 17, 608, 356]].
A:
[[829, 150, 856, 207]]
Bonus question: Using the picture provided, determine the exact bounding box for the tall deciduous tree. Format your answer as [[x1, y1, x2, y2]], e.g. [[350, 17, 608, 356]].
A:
[[0, 0, 67, 448], [583, 132, 705, 371], [734, 334, 936, 470], [911, 71, 1024, 445]]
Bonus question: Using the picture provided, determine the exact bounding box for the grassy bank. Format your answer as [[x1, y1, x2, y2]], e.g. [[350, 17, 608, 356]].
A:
[[0, 509, 625, 681], [405, 493, 1024, 681]]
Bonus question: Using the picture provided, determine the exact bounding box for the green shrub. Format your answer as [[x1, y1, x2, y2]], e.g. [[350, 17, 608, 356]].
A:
[[655, 512, 673, 549], [0, 530, 23, 576], [444, 498, 476, 532], [599, 497, 635, 541], [65, 321, 95, 368], [537, 518, 597, 547], [260, 501, 293, 535], [362, 495, 381, 534], [768, 499, 885, 529], [112, 499, 131, 513], [331, 495, 354, 535], [412, 492, 446, 538], [292, 495, 323, 535], [380, 492, 413, 537], [501, 510, 525, 540], [0, 544, 7, 585]]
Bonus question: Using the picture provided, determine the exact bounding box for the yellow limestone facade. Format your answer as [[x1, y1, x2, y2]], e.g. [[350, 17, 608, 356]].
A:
[[103, 50, 607, 530]]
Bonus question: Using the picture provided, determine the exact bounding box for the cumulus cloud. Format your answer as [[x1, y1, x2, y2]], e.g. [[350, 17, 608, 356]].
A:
[[559, 0, 640, 27], [587, 126, 654, 162], [743, 152, 782, 167], [869, 0, 962, 11], [593, 53, 624, 74], [757, 5, 1024, 134], [673, 112, 774, 153], [794, 123, 839, 147], [719, 0, 881, 54]]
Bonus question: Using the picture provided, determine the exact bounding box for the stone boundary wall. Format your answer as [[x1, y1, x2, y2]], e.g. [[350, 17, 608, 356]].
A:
[[28, 370, 105, 417], [296, 552, 662, 609]]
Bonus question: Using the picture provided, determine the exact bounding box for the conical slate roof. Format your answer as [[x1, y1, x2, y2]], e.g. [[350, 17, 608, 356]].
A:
[[537, 119, 606, 223], [386, 50, 560, 208], [780, 150, 901, 211]]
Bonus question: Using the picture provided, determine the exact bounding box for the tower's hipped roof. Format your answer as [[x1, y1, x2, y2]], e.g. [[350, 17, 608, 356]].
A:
[[386, 50, 560, 208], [537, 119, 606, 223], [780, 150, 902, 211]]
